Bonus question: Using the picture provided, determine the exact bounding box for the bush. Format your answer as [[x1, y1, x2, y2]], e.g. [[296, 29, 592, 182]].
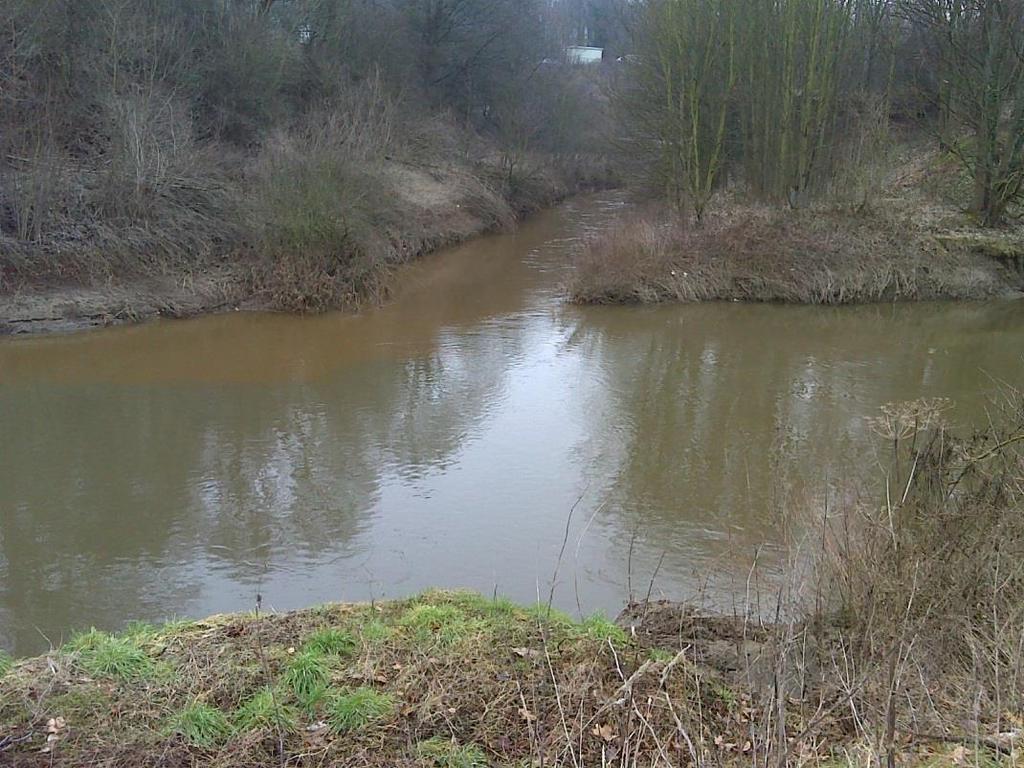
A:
[[820, 392, 1024, 732]]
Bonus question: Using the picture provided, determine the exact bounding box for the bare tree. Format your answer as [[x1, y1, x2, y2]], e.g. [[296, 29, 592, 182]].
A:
[[900, 0, 1024, 225]]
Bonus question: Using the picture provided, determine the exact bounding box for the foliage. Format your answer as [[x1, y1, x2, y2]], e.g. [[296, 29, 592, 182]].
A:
[[577, 612, 629, 644], [823, 391, 1024, 727], [303, 628, 357, 657], [400, 604, 479, 646], [360, 619, 392, 645], [0, 0, 617, 297], [898, 0, 1024, 225], [626, 0, 737, 218]]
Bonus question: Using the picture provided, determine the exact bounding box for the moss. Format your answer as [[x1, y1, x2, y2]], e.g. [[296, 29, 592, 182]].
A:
[[65, 628, 154, 681], [327, 687, 394, 733], [0, 650, 11, 677], [172, 701, 232, 747], [417, 736, 489, 767]]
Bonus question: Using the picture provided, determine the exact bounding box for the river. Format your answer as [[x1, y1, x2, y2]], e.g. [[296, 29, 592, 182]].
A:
[[2, 192, 1023, 655]]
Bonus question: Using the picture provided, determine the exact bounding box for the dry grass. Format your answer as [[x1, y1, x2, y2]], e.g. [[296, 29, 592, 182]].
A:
[[0, 591, 786, 767], [569, 199, 1023, 305], [814, 390, 1024, 760]]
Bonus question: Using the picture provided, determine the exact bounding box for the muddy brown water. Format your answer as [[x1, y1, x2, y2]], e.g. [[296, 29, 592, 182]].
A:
[[2, 193, 1023, 655]]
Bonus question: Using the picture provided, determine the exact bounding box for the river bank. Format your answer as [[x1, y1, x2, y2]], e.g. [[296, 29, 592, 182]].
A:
[[0, 591, 993, 767], [0, 155, 613, 337], [569, 150, 1024, 306]]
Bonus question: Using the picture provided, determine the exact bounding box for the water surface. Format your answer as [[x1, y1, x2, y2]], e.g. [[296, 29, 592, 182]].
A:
[[2, 193, 1023, 654]]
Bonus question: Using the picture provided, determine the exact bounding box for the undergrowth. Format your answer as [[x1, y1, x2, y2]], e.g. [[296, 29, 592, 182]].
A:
[[569, 193, 1023, 305]]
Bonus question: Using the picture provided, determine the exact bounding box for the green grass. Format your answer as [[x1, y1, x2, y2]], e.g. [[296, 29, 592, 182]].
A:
[[647, 647, 675, 663], [417, 736, 489, 767], [360, 618, 392, 645], [0, 650, 12, 676], [65, 629, 153, 680], [446, 591, 518, 618], [234, 687, 298, 733], [327, 687, 393, 733], [400, 604, 481, 647], [172, 701, 232, 747], [523, 603, 575, 629], [577, 613, 629, 645], [160, 618, 199, 637], [283, 650, 329, 708], [304, 627, 356, 657]]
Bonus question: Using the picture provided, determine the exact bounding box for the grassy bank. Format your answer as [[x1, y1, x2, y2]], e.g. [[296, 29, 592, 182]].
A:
[[569, 149, 1024, 306], [0, 591, 749, 767], [1, 590, 1017, 767]]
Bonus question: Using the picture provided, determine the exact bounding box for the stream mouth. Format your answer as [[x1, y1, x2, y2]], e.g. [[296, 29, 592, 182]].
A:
[[2, 192, 1023, 655]]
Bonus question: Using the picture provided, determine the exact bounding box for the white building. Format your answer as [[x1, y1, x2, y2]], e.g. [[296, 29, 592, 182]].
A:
[[565, 46, 603, 64]]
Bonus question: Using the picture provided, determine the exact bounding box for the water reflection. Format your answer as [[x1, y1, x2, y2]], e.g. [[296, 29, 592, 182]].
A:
[[1, 194, 1022, 654]]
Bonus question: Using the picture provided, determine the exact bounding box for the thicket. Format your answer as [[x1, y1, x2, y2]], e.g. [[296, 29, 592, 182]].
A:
[[0, 0, 616, 303], [618, 0, 1024, 226]]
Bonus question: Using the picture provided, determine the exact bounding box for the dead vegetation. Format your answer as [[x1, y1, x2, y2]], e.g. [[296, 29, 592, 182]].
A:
[[0, 591, 787, 767], [814, 391, 1024, 763], [0, 0, 619, 332], [569, 179, 1024, 306]]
